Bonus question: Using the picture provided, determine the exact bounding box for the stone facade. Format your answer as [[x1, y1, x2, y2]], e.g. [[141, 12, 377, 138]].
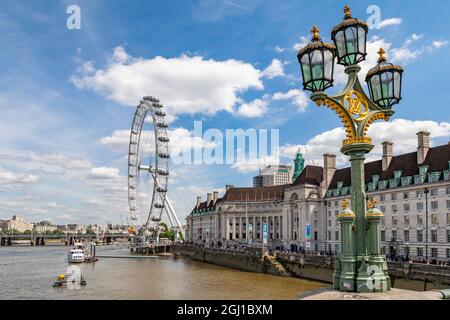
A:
[[0, 215, 34, 233], [186, 132, 450, 260]]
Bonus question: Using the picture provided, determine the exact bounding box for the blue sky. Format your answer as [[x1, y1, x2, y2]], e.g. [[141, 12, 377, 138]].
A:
[[0, 0, 449, 225]]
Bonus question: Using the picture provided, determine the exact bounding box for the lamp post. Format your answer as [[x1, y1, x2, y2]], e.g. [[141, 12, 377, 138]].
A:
[[424, 187, 429, 261], [297, 6, 404, 293]]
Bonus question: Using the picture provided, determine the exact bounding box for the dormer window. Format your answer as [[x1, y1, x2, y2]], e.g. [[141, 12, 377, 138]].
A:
[[372, 174, 380, 184], [401, 176, 412, 187], [419, 165, 429, 175], [393, 170, 402, 179], [428, 172, 441, 183], [378, 180, 388, 190], [337, 181, 344, 189], [414, 174, 426, 185], [389, 178, 400, 188]]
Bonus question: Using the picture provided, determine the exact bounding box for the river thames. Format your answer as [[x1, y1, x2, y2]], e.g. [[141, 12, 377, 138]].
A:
[[0, 246, 327, 299]]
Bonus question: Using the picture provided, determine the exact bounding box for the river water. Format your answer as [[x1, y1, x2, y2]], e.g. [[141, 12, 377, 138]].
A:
[[0, 246, 326, 299]]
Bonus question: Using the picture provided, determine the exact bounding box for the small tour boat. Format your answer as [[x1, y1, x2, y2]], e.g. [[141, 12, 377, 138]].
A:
[[53, 273, 87, 288], [68, 242, 85, 263]]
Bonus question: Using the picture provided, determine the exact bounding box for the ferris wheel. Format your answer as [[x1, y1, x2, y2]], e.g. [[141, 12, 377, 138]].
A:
[[127, 96, 183, 245]]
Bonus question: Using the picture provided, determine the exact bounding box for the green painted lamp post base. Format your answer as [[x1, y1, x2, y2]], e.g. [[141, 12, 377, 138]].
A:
[[332, 143, 391, 293]]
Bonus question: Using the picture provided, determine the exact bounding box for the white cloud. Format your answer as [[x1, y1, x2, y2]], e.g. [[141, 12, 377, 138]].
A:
[[71, 48, 264, 117], [280, 119, 450, 167], [231, 154, 280, 173], [378, 18, 402, 29], [0, 168, 39, 191], [428, 40, 449, 51], [272, 89, 309, 112], [293, 36, 309, 52], [237, 98, 269, 118], [274, 46, 285, 53], [100, 127, 214, 155], [89, 167, 121, 179], [262, 59, 285, 79]]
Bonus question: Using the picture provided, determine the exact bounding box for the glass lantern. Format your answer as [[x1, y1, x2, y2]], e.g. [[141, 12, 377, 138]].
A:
[[297, 26, 336, 92], [366, 48, 404, 109], [331, 5, 368, 66]]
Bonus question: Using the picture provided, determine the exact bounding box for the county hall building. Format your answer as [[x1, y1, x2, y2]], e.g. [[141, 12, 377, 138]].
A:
[[185, 131, 450, 260]]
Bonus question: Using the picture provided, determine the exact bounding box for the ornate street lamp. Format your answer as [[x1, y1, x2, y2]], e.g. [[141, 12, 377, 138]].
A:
[[331, 5, 368, 66], [366, 48, 404, 109], [297, 5, 404, 293], [297, 26, 336, 92]]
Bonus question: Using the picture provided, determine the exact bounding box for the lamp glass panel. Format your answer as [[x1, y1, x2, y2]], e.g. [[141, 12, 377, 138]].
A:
[[393, 71, 401, 98], [323, 50, 333, 80], [381, 71, 393, 101], [358, 26, 366, 55], [300, 54, 311, 84], [311, 50, 324, 90], [344, 27, 358, 64], [370, 75, 382, 102], [335, 31, 346, 58]]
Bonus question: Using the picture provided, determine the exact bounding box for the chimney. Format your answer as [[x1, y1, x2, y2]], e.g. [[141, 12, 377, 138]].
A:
[[417, 131, 430, 164], [196, 196, 201, 207], [322, 154, 336, 188], [213, 191, 219, 203], [382, 141, 393, 171], [207, 193, 212, 204]]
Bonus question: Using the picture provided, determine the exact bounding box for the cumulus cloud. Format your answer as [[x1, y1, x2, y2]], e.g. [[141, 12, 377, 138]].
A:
[[89, 167, 121, 179], [262, 59, 285, 79], [237, 98, 269, 118], [231, 154, 280, 173], [71, 47, 264, 117], [293, 36, 309, 52], [0, 168, 39, 191], [280, 119, 450, 167], [378, 18, 402, 29], [272, 89, 309, 112]]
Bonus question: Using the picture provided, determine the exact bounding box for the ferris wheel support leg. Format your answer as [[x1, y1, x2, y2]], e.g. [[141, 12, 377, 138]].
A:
[[165, 196, 185, 239]]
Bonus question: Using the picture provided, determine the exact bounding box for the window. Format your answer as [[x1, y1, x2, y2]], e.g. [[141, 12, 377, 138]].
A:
[[417, 202, 424, 211], [447, 200, 450, 209], [314, 231, 318, 241], [417, 248, 424, 257], [381, 230, 386, 242], [430, 188, 438, 196], [403, 204, 410, 212], [328, 220, 331, 227], [328, 210, 331, 217], [431, 248, 438, 258], [447, 213, 450, 225], [431, 201, 438, 210], [447, 230, 450, 243], [392, 205, 398, 214], [392, 216, 397, 226], [417, 215, 423, 225], [392, 230, 397, 240], [327, 202, 331, 207], [335, 231, 339, 241], [380, 206, 386, 213], [431, 214, 438, 225], [380, 195, 386, 201], [431, 230, 438, 243], [447, 187, 450, 194], [417, 230, 423, 242], [404, 215, 410, 225], [447, 249, 450, 259], [391, 193, 397, 201], [403, 192, 409, 199], [417, 190, 424, 198], [328, 231, 332, 241], [404, 230, 410, 242]]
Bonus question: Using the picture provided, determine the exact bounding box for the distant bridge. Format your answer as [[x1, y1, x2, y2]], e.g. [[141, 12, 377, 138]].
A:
[[0, 233, 130, 246]]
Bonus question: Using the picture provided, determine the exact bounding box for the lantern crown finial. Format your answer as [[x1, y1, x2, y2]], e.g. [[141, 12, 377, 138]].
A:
[[377, 48, 387, 63], [311, 25, 320, 41], [344, 5, 352, 19]]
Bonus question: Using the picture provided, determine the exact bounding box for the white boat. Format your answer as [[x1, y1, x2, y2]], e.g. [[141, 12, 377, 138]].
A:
[[68, 242, 85, 263]]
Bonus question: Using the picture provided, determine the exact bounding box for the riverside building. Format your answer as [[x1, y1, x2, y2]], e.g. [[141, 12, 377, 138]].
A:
[[186, 131, 450, 260]]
